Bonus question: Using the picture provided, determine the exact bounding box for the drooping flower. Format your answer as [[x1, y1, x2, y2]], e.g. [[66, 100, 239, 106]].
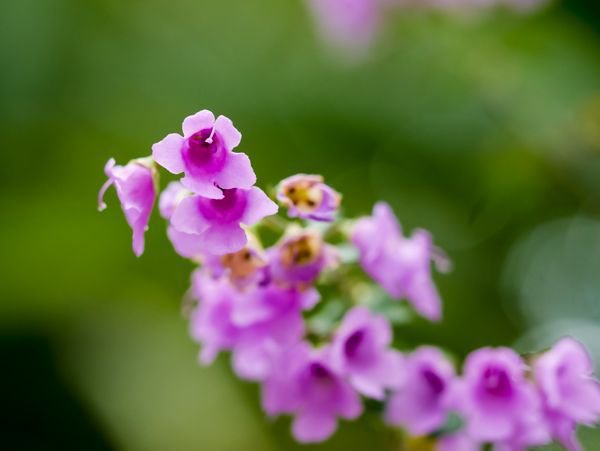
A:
[[456, 347, 541, 443], [533, 337, 600, 451], [170, 187, 278, 255], [352, 202, 449, 321], [268, 228, 338, 288], [385, 346, 455, 435], [152, 110, 256, 199], [330, 306, 404, 399], [306, 0, 382, 53], [277, 174, 341, 222], [98, 158, 157, 257], [261, 342, 363, 443]]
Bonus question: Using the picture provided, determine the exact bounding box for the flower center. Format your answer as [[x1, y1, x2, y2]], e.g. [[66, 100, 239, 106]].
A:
[[221, 247, 265, 279], [280, 234, 321, 267], [482, 367, 512, 397], [284, 181, 323, 214], [183, 128, 226, 175], [344, 330, 365, 360], [422, 368, 445, 396], [197, 188, 247, 223]]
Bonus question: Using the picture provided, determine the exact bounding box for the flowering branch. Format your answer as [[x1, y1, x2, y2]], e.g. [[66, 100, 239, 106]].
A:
[[99, 109, 600, 450]]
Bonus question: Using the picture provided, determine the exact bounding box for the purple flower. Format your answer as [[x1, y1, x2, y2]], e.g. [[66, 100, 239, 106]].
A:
[[385, 346, 455, 434], [456, 347, 540, 443], [352, 202, 449, 321], [98, 158, 156, 257], [189, 270, 305, 380], [330, 306, 404, 399], [157, 181, 207, 259], [277, 174, 341, 222], [306, 0, 382, 52], [152, 110, 256, 199], [268, 229, 338, 288], [171, 187, 278, 255], [189, 271, 241, 364], [262, 342, 363, 443], [534, 337, 600, 451]]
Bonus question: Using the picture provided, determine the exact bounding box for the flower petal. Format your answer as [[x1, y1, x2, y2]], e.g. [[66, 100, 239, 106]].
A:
[[152, 133, 185, 174], [214, 114, 242, 150], [170, 196, 209, 235], [181, 175, 224, 199], [292, 410, 337, 443], [201, 224, 247, 255], [242, 187, 278, 226], [182, 109, 215, 137], [214, 151, 256, 190]]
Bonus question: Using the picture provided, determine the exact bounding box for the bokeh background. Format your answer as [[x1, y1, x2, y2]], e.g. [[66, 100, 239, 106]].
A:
[[2, 0, 600, 449]]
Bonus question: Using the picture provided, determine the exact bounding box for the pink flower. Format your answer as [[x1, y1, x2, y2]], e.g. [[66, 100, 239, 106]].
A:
[[170, 187, 278, 255], [189, 270, 305, 380], [456, 347, 541, 443], [261, 342, 363, 443], [330, 306, 404, 399], [98, 158, 156, 257], [534, 337, 600, 451], [385, 346, 455, 434], [352, 202, 449, 321], [277, 174, 341, 222], [152, 110, 256, 199], [306, 0, 382, 52]]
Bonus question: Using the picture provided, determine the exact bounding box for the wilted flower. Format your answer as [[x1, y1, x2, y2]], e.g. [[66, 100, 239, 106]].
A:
[[98, 158, 157, 257], [385, 346, 455, 434], [277, 174, 341, 222], [268, 229, 338, 288], [262, 342, 363, 443], [534, 337, 600, 451], [152, 110, 256, 198], [330, 306, 404, 399], [170, 187, 278, 255], [352, 202, 448, 321], [456, 347, 540, 443]]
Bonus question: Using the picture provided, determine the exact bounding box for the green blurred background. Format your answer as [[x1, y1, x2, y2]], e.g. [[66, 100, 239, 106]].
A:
[[2, 0, 600, 449]]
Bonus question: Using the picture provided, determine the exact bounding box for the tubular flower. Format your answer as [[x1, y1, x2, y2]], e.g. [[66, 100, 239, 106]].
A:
[[170, 187, 278, 255], [98, 158, 157, 257], [152, 110, 255, 199], [352, 202, 448, 321]]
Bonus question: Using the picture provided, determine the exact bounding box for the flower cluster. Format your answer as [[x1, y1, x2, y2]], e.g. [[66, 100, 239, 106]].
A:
[[306, 0, 548, 52], [99, 109, 600, 449]]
